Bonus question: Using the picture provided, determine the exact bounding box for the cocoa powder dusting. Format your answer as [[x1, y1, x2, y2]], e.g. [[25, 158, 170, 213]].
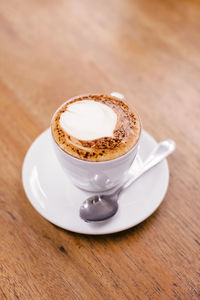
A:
[[51, 94, 141, 161]]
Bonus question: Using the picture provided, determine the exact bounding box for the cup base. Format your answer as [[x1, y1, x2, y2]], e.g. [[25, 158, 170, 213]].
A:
[[73, 183, 119, 193]]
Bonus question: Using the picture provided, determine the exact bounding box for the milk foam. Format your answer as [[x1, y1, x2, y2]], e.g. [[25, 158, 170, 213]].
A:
[[60, 100, 117, 140]]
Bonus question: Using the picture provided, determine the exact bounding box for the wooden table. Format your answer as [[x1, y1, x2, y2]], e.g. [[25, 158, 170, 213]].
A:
[[0, 0, 199, 299]]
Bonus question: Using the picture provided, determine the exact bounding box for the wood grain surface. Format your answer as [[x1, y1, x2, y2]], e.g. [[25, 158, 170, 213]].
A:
[[0, 0, 199, 299]]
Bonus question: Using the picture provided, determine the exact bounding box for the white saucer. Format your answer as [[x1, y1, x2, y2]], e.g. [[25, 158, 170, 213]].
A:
[[22, 129, 169, 235]]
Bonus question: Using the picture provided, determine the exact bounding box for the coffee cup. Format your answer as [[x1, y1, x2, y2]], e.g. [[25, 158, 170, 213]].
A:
[[51, 93, 141, 192]]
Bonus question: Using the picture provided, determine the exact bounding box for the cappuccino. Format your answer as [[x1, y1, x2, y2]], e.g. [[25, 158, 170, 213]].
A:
[[51, 94, 141, 162]]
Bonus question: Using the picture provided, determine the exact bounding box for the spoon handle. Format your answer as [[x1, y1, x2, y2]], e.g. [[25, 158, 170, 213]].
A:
[[118, 139, 176, 192]]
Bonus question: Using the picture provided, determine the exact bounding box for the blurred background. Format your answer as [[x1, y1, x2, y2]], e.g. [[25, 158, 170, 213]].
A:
[[0, 1, 199, 299], [1, 0, 199, 143]]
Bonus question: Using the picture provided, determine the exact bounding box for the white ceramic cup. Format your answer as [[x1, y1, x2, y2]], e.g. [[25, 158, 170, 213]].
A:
[[51, 93, 141, 192]]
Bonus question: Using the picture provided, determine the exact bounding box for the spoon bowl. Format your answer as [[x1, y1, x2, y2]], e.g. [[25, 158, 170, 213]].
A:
[[80, 193, 119, 222]]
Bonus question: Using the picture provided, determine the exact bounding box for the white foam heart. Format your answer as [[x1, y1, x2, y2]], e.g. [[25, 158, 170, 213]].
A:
[[60, 100, 117, 141]]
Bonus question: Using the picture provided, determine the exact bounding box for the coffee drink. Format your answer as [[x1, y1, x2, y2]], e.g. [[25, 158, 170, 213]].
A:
[[51, 94, 141, 162]]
